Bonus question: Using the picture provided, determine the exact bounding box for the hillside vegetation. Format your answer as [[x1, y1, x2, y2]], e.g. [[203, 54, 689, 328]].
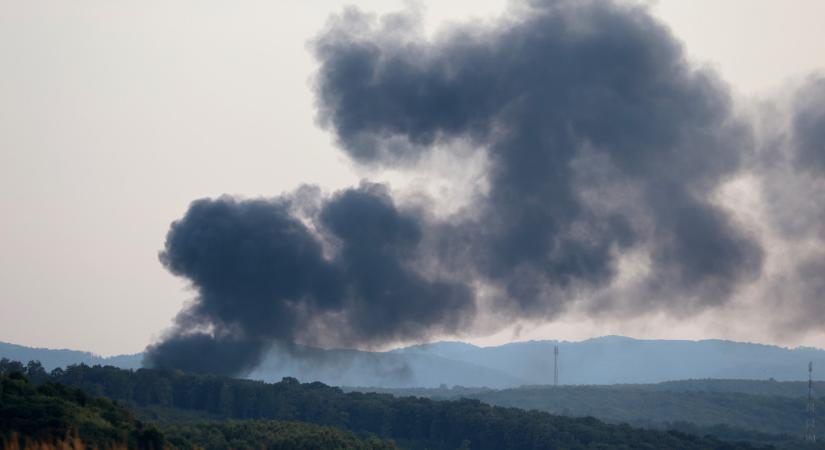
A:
[[353, 381, 825, 448], [0, 373, 164, 449], [0, 372, 396, 450], [1, 360, 767, 450]]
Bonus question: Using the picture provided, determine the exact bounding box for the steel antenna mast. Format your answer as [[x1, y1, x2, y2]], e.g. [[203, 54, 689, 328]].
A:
[[807, 361, 816, 442], [553, 345, 559, 387]]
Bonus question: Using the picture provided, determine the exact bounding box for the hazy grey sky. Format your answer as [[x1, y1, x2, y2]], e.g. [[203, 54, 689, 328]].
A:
[[1, 0, 824, 355]]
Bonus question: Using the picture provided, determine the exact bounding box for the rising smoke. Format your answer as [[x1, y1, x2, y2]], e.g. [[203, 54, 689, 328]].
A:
[[313, 0, 763, 314], [792, 78, 825, 175], [144, 184, 473, 375], [146, 0, 825, 375], [748, 76, 825, 336]]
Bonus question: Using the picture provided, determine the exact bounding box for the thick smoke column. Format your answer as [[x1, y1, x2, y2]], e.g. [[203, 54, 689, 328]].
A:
[[314, 0, 762, 315], [146, 0, 770, 375], [144, 185, 474, 375]]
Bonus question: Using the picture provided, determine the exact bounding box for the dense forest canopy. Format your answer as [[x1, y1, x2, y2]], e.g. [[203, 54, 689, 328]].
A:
[[0, 371, 395, 450], [0, 372, 164, 449], [354, 383, 825, 447], [0, 359, 775, 450]]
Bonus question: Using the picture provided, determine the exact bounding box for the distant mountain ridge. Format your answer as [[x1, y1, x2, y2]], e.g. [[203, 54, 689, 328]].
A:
[[2, 336, 823, 388], [395, 336, 825, 385], [0, 341, 142, 371]]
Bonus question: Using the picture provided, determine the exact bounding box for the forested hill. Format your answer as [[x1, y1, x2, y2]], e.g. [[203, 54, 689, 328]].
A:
[[352, 381, 825, 447], [0, 360, 768, 450], [1, 372, 164, 449], [0, 372, 395, 450]]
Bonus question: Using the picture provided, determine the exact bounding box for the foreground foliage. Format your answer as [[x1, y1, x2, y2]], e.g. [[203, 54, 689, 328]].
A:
[[0, 373, 163, 449], [164, 421, 395, 450]]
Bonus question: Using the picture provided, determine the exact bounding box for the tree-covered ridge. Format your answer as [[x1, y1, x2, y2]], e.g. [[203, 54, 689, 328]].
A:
[[640, 378, 825, 397], [1, 359, 767, 450], [352, 381, 825, 440], [0, 371, 396, 450], [0, 373, 164, 449]]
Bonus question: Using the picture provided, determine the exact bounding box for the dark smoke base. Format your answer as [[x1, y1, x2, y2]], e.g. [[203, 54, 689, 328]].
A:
[[144, 185, 473, 375]]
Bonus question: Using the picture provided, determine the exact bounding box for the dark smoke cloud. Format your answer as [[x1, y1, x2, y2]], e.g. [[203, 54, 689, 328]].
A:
[[144, 196, 339, 375], [147, 0, 774, 375], [144, 185, 474, 375], [314, 0, 762, 315], [318, 186, 474, 342], [792, 77, 825, 174]]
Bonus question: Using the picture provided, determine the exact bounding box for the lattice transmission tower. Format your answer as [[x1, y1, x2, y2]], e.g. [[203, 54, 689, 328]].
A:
[[807, 361, 816, 443], [553, 345, 559, 386]]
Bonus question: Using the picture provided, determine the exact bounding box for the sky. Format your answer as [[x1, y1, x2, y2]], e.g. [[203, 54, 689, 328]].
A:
[[1, 0, 825, 356]]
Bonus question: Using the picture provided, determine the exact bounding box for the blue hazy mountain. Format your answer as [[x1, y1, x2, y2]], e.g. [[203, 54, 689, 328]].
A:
[[3, 336, 823, 387], [396, 336, 825, 385], [0, 341, 142, 371]]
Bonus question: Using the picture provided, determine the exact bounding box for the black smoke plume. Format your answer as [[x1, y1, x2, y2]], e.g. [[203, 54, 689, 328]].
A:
[[792, 77, 825, 175], [144, 185, 474, 375], [147, 0, 768, 375], [314, 0, 762, 315]]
